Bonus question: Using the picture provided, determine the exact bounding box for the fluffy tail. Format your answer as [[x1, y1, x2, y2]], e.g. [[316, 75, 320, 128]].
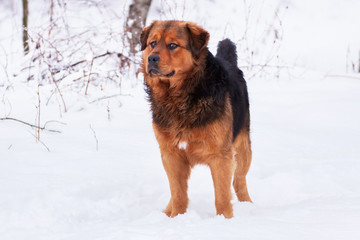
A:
[[216, 38, 238, 66]]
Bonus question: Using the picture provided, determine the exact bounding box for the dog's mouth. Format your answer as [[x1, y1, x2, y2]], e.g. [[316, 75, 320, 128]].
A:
[[148, 68, 175, 78], [164, 70, 175, 77]]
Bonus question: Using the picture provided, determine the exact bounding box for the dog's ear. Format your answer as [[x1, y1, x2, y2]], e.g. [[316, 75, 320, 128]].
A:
[[140, 22, 155, 51], [186, 23, 209, 58]]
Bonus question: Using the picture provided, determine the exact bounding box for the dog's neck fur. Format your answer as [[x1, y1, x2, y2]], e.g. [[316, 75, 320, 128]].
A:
[[145, 50, 227, 130]]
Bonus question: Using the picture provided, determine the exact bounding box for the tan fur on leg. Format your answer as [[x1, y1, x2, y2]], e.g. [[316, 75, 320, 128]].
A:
[[233, 130, 252, 202], [209, 154, 234, 218]]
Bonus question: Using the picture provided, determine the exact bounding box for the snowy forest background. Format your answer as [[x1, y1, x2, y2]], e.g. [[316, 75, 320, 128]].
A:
[[1, 0, 360, 239]]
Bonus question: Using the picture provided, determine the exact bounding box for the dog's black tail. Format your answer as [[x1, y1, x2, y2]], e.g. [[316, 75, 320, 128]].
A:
[[216, 38, 238, 66]]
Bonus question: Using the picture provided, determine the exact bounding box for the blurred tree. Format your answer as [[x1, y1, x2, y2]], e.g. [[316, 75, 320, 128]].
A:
[[22, 0, 29, 55], [358, 50, 360, 73], [126, 0, 152, 55]]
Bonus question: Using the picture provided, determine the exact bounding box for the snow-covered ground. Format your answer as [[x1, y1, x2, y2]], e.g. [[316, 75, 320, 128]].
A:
[[1, 0, 360, 239]]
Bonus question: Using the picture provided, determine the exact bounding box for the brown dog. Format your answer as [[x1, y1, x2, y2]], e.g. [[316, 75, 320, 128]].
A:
[[141, 21, 252, 218]]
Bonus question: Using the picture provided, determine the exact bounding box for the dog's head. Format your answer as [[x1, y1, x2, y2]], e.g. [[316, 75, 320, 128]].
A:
[[140, 21, 209, 86]]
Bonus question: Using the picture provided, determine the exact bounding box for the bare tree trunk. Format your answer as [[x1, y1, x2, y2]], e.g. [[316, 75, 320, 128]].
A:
[[126, 0, 152, 55], [22, 0, 29, 55]]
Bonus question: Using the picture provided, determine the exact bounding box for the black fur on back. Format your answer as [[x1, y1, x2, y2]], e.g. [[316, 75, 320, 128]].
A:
[[145, 39, 249, 140]]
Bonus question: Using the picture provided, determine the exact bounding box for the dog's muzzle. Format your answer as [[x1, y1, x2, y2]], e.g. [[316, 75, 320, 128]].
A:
[[147, 54, 175, 77], [147, 54, 160, 76]]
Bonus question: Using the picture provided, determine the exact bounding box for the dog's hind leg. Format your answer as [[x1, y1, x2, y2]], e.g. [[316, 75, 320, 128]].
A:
[[233, 130, 253, 202]]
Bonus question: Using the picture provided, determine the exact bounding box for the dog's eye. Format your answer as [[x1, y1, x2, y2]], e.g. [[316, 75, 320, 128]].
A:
[[168, 43, 178, 50], [150, 41, 157, 48]]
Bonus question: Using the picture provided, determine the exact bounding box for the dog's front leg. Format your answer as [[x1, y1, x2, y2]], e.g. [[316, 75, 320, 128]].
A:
[[161, 151, 190, 217], [209, 154, 234, 218]]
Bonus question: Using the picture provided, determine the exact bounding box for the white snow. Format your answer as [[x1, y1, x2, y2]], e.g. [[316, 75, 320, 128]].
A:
[[178, 141, 188, 150], [1, 0, 360, 240]]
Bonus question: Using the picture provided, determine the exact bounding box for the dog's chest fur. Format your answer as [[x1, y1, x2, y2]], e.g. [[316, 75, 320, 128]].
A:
[[146, 52, 228, 130], [152, 111, 233, 165]]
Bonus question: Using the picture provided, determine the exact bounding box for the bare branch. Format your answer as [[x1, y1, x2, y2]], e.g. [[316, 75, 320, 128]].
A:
[[29, 131, 50, 152], [52, 51, 136, 75], [89, 124, 98, 151], [0, 117, 62, 133], [85, 52, 94, 95], [89, 93, 131, 104]]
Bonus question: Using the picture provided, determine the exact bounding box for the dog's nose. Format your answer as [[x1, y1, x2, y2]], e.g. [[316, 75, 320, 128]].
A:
[[148, 55, 160, 64]]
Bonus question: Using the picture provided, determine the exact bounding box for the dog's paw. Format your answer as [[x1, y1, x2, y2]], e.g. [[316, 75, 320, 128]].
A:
[[163, 199, 187, 218], [216, 204, 234, 219]]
